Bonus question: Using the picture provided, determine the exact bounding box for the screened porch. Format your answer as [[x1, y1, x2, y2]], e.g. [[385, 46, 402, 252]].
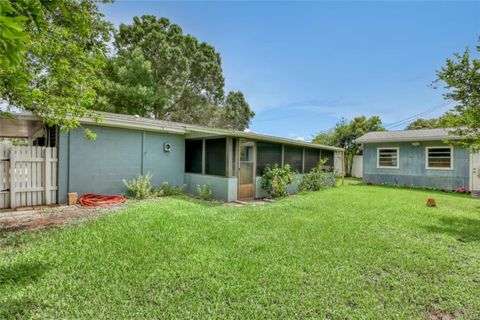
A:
[[183, 136, 340, 201]]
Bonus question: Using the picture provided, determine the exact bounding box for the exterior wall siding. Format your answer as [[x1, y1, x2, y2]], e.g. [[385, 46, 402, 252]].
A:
[[362, 141, 470, 190], [58, 125, 185, 203], [184, 173, 237, 202], [56, 124, 341, 203]]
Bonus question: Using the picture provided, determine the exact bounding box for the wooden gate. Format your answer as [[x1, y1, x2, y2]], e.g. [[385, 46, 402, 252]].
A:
[[0, 145, 58, 209]]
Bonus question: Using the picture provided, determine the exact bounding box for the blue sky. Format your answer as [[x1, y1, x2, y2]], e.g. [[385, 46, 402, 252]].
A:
[[100, 1, 480, 141]]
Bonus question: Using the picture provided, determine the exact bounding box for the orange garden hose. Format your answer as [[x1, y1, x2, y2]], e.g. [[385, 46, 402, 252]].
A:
[[78, 194, 127, 207]]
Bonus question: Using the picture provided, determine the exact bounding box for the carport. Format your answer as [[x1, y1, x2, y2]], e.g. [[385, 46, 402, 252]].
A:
[[0, 115, 58, 209]]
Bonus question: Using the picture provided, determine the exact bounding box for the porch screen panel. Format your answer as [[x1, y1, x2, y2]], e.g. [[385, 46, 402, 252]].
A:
[[231, 138, 237, 177], [304, 148, 320, 173], [185, 139, 203, 173], [256, 142, 282, 176], [321, 150, 334, 171], [205, 138, 227, 176], [284, 145, 303, 173]]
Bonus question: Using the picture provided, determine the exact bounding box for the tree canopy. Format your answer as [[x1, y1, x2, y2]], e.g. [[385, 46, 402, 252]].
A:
[[406, 118, 441, 130], [0, 0, 113, 138], [313, 115, 385, 175], [405, 114, 460, 130], [96, 47, 169, 119], [1, 7, 254, 136], [95, 15, 254, 129], [220, 91, 255, 131], [435, 38, 480, 151]]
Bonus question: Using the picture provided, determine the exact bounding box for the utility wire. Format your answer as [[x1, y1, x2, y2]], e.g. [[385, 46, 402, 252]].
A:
[[384, 102, 453, 130]]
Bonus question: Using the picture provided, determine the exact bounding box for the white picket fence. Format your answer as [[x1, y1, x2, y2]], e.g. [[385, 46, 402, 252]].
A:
[[0, 145, 58, 209]]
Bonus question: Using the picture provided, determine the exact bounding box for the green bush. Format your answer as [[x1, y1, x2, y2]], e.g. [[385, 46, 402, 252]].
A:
[[123, 174, 152, 199], [260, 164, 296, 199], [196, 184, 213, 201], [299, 167, 336, 192], [154, 181, 185, 197]]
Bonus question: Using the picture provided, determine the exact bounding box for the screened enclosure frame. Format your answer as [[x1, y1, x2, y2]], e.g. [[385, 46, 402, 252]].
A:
[[185, 136, 338, 180], [185, 136, 231, 177], [237, 139, 257, 200]]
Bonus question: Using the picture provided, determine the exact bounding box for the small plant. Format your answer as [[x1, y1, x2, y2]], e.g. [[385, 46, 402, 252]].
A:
[[196, 184, 213, 201], [154, 182, 185, 197], [260, 164, 296, 199], [455, 186, 470, 194], [123, 174, 152, 199], [299, 167, 336, 192]]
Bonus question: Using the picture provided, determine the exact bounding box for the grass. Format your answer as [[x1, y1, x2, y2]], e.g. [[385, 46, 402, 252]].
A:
[[1, 183, 480, 319]]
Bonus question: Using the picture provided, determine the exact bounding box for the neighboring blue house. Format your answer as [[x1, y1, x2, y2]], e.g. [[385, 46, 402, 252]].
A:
[[0, 112, 344, 208], [357, 128, 480, 195]]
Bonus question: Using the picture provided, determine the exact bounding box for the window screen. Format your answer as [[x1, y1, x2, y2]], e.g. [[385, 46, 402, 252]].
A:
[[256, 141, 282, 176], [377, 148, 398, 168], [185, 139, 203, 173], [284, 145, 303, 173], [427, 147, 452, 169], [321, 150, 335, 171], [304, 148, 320, 173], [205, 138, 226, 176], [231, 138, 237, 177]]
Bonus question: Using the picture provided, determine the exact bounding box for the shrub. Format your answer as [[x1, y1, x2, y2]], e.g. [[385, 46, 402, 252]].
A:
[[123, 174, 152, 199], [196, 184, 213, 201], [154, 182, 185, 197], [299, 167, 336, 192], [260, 164, 296, 199]]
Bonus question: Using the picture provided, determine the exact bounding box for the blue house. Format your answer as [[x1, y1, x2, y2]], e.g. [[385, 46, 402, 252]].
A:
[[0, 112, 344, 209], [357, 128, 480, 195]]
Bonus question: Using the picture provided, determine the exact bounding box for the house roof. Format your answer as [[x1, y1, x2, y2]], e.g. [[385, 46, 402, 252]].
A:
[[7, 112, 344, 152], [356, 128, 460, 144]]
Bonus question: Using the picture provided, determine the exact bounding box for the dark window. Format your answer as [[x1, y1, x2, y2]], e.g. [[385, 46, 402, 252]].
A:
[[284, 145, 303, 173], [304, 148, 320, 173], [427, 147, 452, 169], [205, 138, 226, 176], [377, 148, 398, 168], [185, 139, 203, 173], [256, 141, 282, 176], [321, 150, 335, 171]]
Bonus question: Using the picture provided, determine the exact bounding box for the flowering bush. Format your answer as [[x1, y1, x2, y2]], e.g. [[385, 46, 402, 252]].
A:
[[455, 186, 470, 194], [299, 167, 336, 192], [260, 164, 296, 199]]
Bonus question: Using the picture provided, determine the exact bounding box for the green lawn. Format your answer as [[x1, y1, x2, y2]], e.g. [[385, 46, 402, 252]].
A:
[[1, 184, 480, 319]]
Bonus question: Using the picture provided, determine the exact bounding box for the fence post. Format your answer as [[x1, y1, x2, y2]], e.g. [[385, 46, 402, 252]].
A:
[[44, 148, 51, 204], [9, 147, 16, 209]]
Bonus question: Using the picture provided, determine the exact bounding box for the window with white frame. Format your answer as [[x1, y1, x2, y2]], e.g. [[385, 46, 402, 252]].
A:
[[426, 147, 453, 169], [377, 148, 399, 168]]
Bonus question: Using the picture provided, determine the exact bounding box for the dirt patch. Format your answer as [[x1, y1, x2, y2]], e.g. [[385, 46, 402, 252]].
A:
[[428, 311, 456, 320], [0, 204, 126, 233]]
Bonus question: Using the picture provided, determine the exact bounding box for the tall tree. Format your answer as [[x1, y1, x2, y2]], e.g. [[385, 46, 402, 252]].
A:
[[0, 0, 113, 139], [313, 115, 385, 175], [435, 38, 480, 151], [111, 15, 225, 125], [96, 48, 169, 118], [406, 118, 440, 130], [220, 91, 255, 131], [312, 130, 336, 146], [405, 114, 460, 130]]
